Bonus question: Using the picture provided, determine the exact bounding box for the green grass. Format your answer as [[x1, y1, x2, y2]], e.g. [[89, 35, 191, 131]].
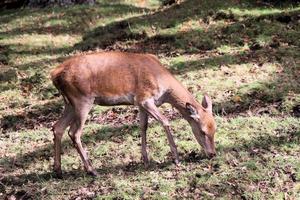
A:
[[0, 0, 300, 199]]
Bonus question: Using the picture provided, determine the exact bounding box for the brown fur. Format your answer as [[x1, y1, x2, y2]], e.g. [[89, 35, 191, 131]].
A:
[[51, 52, 165, 103]]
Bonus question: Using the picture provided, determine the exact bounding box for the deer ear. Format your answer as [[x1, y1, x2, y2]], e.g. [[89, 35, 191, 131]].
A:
[[186, 103, 200, 120], [202, 95, 212, 114]]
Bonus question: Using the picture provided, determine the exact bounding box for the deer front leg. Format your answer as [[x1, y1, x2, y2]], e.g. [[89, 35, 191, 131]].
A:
[[139, 107, 149, 166], [140, 99, 179, 165]]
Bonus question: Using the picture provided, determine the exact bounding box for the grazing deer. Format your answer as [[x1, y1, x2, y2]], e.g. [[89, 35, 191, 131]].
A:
[[51, 52, 216, 177]]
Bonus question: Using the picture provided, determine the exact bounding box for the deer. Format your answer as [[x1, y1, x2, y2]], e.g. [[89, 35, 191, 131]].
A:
[[51, 52, 216, 177]]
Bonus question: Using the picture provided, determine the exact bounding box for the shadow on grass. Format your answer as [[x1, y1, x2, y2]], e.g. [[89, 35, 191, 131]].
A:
[[0, 124, 138, 171], [1, 119, 299, 187], [75, 0, 300, 53], [1, 100, 63, 133], [0, 43, 73, 57], [165, 45, 299, 116], [213, 48, 300, 116], [75, 0, 229, 51], [0, 2, 149, 36], [136, 9, 299, 54]]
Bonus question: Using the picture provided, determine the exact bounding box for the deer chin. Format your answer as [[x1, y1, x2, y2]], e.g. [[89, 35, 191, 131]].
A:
[[190, 126, 216, 159], [203, 135, 216, 158]]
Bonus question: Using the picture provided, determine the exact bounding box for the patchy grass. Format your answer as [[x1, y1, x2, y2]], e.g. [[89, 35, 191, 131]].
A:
[[0, 0, 300, 199], [1, 117, 299, 199]]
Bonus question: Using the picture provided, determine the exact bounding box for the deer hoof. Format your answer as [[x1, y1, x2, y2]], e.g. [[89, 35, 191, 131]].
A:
[[53, 169, 63, 179], [143, 160, 150, 168], [142, 156, 150, 167], [174, 159, 180, 166], [87, 170, 98, 177]]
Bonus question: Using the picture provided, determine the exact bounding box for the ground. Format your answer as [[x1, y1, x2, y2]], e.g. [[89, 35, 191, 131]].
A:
[[0, 0, 300, 199]]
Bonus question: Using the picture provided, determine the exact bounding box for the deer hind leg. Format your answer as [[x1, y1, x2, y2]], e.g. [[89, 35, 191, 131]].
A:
[[52, 103, 74, 178], [140, 99, 179, 165], [139, 107, 149, 166], [68, 97, 97, 176]]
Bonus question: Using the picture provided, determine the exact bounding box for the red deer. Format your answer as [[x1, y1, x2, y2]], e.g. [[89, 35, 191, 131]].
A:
[[51, 52, 216, 177]]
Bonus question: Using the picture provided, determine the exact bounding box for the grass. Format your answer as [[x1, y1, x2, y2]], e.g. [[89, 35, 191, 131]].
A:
[[0, 0, 300, 199]]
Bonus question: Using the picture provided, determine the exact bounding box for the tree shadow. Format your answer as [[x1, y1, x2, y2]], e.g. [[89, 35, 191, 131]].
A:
[[214, 47, 299, 116], [0, 123, 139, 172], [0, 2, 150, 36], [75, 0, 300, 52], [75, 0, 234, 51], [0, 43, 72, 57], [169, 52, 244, 74], [0, 42, 71, 74], [218, 121, 300, 154], [1, 119, 298, 187], [135, 9, 299, 54], [166, 45, 299, 116], [1, 100, 63, 133]]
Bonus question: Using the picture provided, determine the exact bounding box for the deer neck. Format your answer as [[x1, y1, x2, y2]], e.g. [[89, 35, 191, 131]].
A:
[[166, 81, 199, 120]]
